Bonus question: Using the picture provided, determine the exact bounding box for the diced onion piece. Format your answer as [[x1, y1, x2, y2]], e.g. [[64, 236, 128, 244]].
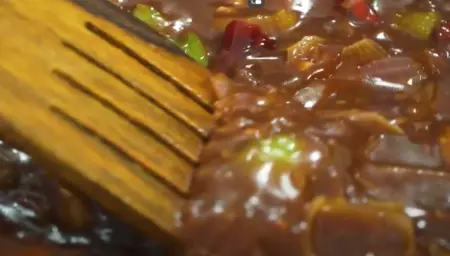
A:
[[272, 10, 299, 30], [211, 73, 234, 99], [215, 10, 298, 33], [296, 61, 315, 71], [286, 36, 326, 63], [319, 110, 404, 135], [311, 198, 415, 256], [342, 38, 387, 65]]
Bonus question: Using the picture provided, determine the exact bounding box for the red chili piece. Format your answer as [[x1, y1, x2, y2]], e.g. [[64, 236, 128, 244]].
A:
[[222, 20, 276, 52], [213, 20, 276, 73], [350, 1, 379, 24]]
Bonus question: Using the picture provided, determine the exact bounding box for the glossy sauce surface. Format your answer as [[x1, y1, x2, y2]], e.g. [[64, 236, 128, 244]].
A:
[[141, 0, 450, 255]]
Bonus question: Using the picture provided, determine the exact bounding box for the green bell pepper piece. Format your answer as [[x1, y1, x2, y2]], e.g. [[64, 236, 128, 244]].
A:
[[395, 12, 441, 40], [132, 4, 167, 31], [177, 32, 209, 67], [133, 5, 209, 67], [256, 135, 303, 164]]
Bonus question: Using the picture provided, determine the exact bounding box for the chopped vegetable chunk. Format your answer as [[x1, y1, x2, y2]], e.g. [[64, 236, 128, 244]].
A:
[[133, 4, 209, 66], [287, 36, 325, 63], [177, 32, 209, 67], [342, 38, 388, 64], [350, 1, 380, 24], [256, 135, 303, 163], [132, 4, 168, 31], [395, 12, 441, 40]]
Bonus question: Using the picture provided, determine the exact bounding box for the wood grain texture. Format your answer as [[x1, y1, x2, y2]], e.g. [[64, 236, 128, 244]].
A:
[[0, 65, 184, 241], [0, 6, 194, 194], [8, 0, 216, 110], [0, 0, 215, 241]]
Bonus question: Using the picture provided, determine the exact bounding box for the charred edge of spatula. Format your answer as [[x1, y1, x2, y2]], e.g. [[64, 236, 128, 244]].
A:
[[84, 22, 214, 113], [61, 41, 208, 139], [51, 69, 194, 196], [68, 0, 186, 56]]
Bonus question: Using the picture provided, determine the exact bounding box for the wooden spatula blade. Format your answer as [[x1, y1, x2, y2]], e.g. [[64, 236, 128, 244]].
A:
[[7, 0, 216, 110], [0, 65, 183, 241], [0, 9, 193, 193], [0, 0, 216, 241]]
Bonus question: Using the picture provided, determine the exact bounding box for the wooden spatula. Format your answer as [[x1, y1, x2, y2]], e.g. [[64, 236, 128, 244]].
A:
[[0, 0, 215, 243]]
